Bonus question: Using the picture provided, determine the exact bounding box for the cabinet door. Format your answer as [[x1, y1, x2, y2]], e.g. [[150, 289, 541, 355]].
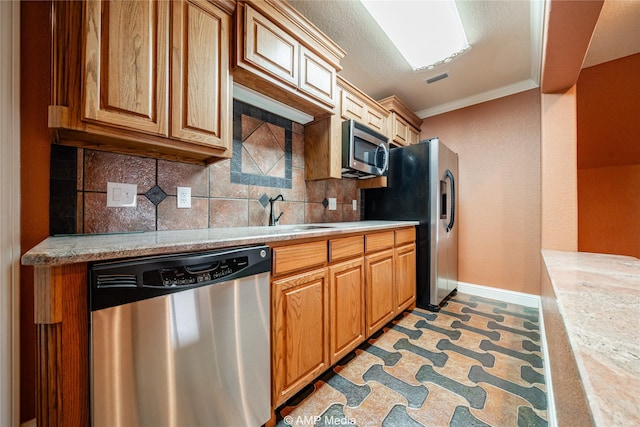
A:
[[365, 249, 395, 337], [329, 258, 365, 365], [170, 0, 231, 150], [299, 46, 336, 107], [392, 114, 409, 146], [84, 0, 169, 135], [341, 89, 366, 123], [395, 243, 416, 313], [366, 106, 388, 136], [408, 127, 419, 145], [272, 268, 329, 407], [244, 4, 298, 87]]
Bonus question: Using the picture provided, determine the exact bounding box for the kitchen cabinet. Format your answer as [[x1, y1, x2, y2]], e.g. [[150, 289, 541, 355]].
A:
[[339, 76, 389, 136], [364, 231, 396, 336], [364, 228, 417, 336], [272, 267, 330, 407], [328, 236, 365, 364], [329, 258, 365, 364], [378, 95, 423, 146], [395, 243, 417, 312], [49, 0, 233, 165], [234, 0, 345, 117], [304, 76, 390, 183]]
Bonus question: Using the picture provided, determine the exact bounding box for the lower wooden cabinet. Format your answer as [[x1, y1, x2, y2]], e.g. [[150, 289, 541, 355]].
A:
[[395, 243, 417, 312], [329, 258, 365, 364], [365, 248, 396, 337], [272, 267, 330, 407], [270, 226, 416, 413]]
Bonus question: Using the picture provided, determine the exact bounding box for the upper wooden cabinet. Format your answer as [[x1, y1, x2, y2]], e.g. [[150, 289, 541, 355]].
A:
[[378, 95, 423, 146], [234, 0, 345, 117], [339, 76, 390, 136], [50, 0, 234, 165], [304, 76, 391, 182]]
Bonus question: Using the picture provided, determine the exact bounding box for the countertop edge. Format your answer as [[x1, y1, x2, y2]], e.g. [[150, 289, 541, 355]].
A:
[[22, 221, 419, 266], [541, 249, 640, 427]]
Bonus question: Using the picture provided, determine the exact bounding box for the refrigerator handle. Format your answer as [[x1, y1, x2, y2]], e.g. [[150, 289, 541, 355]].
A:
[[445, 169, 455, 232]]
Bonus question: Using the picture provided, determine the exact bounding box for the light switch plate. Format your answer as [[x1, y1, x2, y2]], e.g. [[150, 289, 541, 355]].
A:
[[352, 200, 357, 211], [106, 182, 137, 207], [328, 197, 337, 211]]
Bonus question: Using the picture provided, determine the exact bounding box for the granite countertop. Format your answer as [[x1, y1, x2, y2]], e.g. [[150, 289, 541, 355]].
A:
[[21, 220, 419, 266], [541, 250, 640, 426]]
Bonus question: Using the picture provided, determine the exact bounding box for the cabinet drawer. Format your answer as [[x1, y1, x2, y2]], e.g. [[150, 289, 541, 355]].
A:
[[329, 235, 364, 262], [365, 231, 395, 253], [272, 240, 327, 276], [395, 227, 416, 246]]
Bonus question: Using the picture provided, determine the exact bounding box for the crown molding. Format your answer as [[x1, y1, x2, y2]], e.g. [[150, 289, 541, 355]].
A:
[[416, 79, 539, 119]]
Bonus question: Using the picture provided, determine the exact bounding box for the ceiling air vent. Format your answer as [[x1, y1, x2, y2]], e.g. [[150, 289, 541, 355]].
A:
[[425, 73, 449, 84]]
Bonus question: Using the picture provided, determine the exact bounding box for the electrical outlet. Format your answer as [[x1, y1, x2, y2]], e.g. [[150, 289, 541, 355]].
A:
[[352, 199, 357, 211], [177, 187, 191, 208], [106, 182, 137, 207], [328, 197, 337, 211]]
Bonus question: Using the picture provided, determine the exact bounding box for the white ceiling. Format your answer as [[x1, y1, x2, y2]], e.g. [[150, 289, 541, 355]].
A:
[[288, 0, 640, 119]]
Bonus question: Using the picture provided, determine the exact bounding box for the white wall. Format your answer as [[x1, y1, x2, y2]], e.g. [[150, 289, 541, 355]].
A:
[[0, 1, 21, 425]]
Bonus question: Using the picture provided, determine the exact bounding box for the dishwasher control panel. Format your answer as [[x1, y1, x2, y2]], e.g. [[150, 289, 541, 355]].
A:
[[152, 256, 248, 287], [89, 246, 271, 311]]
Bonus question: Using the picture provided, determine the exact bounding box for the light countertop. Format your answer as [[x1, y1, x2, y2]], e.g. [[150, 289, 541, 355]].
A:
[[21, 220, 419, 266], [541, 250, 640, 426]]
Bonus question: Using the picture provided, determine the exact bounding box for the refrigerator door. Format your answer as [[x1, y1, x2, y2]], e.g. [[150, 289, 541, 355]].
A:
[[430, 139, 459, 308]]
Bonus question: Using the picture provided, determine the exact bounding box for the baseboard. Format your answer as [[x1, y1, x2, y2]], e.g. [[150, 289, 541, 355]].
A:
[[456, 281, 540, 308], [537, 303, 557, 427], [21, 419, 36, 427]]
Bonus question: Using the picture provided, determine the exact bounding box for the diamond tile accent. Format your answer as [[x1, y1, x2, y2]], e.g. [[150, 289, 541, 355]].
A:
[[322, 198, 329, 208], [259, 193, 270, 208], [145, 185, 167, 206]]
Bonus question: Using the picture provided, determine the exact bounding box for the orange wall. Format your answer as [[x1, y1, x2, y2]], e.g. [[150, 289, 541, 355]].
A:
[[577, 53, 640, 257], [20, 1, 51, 422], [540, 87, 578, 251], [421, 89, 541, 294]]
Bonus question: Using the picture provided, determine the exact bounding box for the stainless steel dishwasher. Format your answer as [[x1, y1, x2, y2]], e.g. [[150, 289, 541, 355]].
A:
[[89, 245, 271, 427]]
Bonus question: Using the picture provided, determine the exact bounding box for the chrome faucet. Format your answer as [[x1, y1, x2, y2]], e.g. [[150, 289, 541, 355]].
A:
[[268, 195, 284, 226]]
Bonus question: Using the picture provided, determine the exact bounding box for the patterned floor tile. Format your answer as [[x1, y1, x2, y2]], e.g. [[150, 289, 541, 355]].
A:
[[276, 292, 548, 427]]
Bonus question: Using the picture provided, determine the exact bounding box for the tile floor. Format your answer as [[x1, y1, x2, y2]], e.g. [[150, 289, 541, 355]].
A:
[[276, 292, 548, 427]]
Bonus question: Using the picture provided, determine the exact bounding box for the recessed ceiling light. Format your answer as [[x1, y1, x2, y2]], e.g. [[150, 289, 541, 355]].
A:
[[360, 0, 470, 71]]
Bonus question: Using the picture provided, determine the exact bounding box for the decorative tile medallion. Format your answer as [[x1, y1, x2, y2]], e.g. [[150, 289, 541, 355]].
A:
[[231, 100, 293, 189]]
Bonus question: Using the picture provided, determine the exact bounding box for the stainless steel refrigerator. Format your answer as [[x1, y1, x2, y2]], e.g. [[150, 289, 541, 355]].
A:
[[364, 138, 458, 311]]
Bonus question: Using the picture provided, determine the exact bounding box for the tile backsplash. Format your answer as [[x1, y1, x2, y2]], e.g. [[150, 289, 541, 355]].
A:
[[50, 101, 360, 235]]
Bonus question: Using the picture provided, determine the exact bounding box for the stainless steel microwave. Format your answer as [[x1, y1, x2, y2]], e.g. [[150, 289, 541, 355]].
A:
[[341, 119, 389, 178]]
